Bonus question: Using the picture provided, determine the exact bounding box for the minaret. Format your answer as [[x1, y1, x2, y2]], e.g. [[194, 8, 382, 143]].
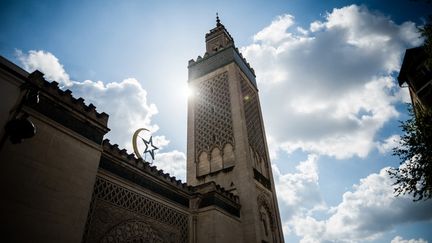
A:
[[187, 16, 284, 242]]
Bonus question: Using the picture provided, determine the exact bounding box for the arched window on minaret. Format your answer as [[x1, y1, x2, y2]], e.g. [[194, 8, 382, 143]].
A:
[[260, 206, 273, 243]]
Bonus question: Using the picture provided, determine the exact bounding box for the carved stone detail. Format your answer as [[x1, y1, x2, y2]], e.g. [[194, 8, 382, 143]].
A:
[[83, 177, 188, 243], [240, 75, 268, 174], [195, 71, 234, 162], [100, 219, 164, 243], [257, 193, 275, 229]]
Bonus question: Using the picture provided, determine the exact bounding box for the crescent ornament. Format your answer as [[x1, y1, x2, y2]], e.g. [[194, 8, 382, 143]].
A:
[[132, 128, 159, 161]]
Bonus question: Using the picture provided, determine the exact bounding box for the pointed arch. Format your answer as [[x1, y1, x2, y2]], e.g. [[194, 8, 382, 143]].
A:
[[223, 143, 235, 168], [257, 193, 275, 229], [197, 151, 210, 176], [210, 147, 223, 172]]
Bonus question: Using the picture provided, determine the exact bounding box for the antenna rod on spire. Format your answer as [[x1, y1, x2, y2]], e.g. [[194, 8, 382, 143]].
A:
[[216, 12, 220, 25]]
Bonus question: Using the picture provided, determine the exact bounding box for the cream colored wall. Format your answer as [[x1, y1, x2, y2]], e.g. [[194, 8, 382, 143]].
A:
[[188, 62, 285, 242], [0, 111, 102, 243], [195, 207, 242, 243]]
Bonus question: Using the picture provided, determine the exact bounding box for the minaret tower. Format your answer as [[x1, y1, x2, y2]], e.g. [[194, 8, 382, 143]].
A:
[[187, 15, 284, 242]]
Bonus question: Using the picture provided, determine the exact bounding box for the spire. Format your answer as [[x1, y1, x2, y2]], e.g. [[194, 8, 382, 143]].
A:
[[205, 13, 234, 54], [216, 12, 221, 26]]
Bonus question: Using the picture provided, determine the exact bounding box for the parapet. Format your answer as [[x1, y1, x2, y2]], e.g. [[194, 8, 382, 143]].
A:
[[188, 45, 257, 89], [193, 181, 239, 204], [100, 139, 240, 214], [193, 181, 241, 217], [27, 70, 109, 128], [101, 139, 192, 192]]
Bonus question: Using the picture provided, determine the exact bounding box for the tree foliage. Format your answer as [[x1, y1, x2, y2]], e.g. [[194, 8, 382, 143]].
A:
[[389, 105, 432, 201], [419, 15, 432, 67], [389, 13, 432, 201]]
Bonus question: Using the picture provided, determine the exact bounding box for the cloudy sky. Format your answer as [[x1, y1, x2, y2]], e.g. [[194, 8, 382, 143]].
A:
[[1, 0, 432, 242]]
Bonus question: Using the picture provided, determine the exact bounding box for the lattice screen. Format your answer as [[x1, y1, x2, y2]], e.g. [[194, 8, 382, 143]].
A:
[[240, 75, 267, 164], [83, 177, 188, 243], [194, 71, 234, 160]]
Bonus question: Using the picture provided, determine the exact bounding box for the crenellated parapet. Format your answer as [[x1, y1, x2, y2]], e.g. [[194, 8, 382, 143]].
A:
[[101, 139, 192, 192], [188, 44, 257, 88], [235, 47, 255, 75], [193, 181, 241, 217], [27, 70, 109, 128], [194, 181, 239, 204], [188, 46, 255, 76], [10, 69, 111, 143]]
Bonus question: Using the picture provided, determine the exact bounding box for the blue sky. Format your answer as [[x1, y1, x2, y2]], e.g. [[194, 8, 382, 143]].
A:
[[1, 0, 432, 242]]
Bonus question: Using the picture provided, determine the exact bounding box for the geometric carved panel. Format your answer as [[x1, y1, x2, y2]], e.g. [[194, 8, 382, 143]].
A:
[[240, 74, 267, 168], [83, 177, 188, 243], [100, 219, 164, 243], [195, 71, 234, 161]]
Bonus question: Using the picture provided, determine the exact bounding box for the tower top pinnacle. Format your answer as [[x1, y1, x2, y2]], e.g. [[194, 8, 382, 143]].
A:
[[205, 13, 234, 54]]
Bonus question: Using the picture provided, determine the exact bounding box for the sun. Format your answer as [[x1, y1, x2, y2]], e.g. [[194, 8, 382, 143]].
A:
[[185, 84, 195, 99]]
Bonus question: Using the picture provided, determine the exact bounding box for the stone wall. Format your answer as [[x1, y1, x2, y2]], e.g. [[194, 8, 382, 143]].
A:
[[195, 208, 242, 243], [0, 58, 109, 242], [0, 55, 244, 243]]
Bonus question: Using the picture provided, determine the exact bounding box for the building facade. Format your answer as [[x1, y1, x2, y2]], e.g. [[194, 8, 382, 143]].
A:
[[187, 17, 284, 242], [0, 18, 283, 243], [398, 47, 432, 110]]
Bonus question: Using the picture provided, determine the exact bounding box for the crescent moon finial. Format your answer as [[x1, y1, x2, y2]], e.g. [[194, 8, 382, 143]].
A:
[[132, 128, 150, 160]]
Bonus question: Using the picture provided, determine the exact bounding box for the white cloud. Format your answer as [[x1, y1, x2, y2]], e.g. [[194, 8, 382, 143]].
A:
[[70, 78, 159, 151], [274, 155, 432, 242], [292, 216, 325, 243], [254, 14, 296, 45], [241, 4, 421, 159], [296, 27, 309, 35], [391, 236, 428, 243], [310, 21, 325, 32], [288, 167, 432, 242], [16, 49, 72, 86], [377, 134, 401, 154], [246, 7, 429, 241], [272, 154, 327, 240], [273, 154, 323, 209], [16, 49, 187, 179], [154, 150, 186, 181]]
